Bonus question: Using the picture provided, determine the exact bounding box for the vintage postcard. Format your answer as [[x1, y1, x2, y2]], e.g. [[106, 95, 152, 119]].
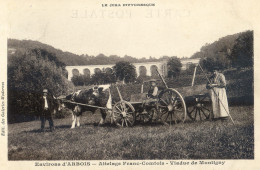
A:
[[0, 0, 259, 169]]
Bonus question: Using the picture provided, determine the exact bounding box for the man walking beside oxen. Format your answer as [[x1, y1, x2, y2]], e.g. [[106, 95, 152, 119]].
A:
[[38, 89, 56, 132]]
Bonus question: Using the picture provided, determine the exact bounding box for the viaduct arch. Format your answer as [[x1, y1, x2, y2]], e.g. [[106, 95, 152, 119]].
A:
[[65, 58, 200, 81]]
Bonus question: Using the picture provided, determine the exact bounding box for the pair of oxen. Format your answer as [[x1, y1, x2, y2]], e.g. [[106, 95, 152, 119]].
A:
[[57, 85, 112, 128]]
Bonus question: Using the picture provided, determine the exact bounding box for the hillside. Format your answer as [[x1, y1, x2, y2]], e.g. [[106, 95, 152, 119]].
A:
[[8, 39, 90, 65], [8, 39, 165, 66], [190, 30, 252, 60]]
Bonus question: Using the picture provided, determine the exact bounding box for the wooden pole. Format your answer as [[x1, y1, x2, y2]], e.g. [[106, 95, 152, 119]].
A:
[[62, 100, 110, 110], [116, 85, 123, 101], [155, 68, 168, 88], [191, 65, 197, 86], [141, 84, 144, 93]]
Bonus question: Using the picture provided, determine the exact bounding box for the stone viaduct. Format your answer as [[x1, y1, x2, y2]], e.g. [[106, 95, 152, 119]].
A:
[[65, 58, 200, 81]]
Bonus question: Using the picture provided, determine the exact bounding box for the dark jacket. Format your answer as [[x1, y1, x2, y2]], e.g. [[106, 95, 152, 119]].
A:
[[38, 95, 55, 113]]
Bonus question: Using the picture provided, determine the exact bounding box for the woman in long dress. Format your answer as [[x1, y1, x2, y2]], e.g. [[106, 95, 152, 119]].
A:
[[206, 67, 229, 120]]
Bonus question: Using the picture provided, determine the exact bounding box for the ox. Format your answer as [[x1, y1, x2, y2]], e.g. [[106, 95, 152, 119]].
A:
[[61, 85, 112, 128]]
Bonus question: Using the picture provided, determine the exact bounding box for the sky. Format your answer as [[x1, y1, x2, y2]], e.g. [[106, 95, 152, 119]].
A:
[[5, 0, 256, 59]]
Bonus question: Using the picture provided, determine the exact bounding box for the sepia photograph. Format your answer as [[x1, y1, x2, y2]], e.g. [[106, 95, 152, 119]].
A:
[[0, 0, 259, 169]]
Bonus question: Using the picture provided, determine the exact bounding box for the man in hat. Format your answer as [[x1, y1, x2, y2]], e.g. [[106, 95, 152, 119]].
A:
[[39, 89, 55, 132], [206, 67, 229, 121], [147, 79, 159, 99], [142, 79, 159, 122]]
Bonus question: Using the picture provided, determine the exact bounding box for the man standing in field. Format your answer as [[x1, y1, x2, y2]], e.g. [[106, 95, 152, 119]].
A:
[[39, 89, 55, 132], [206, 67, 229, 121]]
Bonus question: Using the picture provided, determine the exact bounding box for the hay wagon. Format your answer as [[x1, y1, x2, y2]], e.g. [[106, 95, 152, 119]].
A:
[[112, 68, 212, 127], [61, 67, 213, 127]]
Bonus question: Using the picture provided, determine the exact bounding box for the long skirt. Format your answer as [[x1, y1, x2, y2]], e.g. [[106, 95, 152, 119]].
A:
[[209, 87, 229, 118]]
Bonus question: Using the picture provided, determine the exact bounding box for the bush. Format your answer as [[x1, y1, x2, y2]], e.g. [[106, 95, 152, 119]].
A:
[[54, 108, 72, 119], [113, 61, 137, 83], [167, 57, 182, 78], [8, 48, 71, 123], [230, 31, 253, 68]]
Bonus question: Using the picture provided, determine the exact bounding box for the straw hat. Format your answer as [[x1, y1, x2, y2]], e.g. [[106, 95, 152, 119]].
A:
[[149, 79, 157, 82]]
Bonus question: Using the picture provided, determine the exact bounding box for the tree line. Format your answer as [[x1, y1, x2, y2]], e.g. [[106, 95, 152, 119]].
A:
[[70, 29, 254, 87], [191, 30, 253, 71], [8, 39, 173, 66], [70, 57, 187, 86]]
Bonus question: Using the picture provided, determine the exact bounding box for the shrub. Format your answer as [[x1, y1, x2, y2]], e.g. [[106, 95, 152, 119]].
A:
[[8, 48, 71, 123]]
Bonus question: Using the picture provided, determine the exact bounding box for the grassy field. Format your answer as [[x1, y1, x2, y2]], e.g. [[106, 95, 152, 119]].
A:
[[8, 105, 253, 160]]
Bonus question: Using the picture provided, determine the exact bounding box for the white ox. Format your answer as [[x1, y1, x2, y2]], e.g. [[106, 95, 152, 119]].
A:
[[62, 85, 112, 128]]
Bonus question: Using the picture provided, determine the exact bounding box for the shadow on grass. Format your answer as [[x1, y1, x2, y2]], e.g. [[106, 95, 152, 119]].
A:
[[28, 129, 53, 133], [133, 119, 213, 126], [27, 122, 119, 133], [92, 122, 125, 129]]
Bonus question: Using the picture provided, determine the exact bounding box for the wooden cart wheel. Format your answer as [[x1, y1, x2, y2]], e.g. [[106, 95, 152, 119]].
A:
[[158, 88, 187, 125], [187, 94, 212, 121], [112, 101, 135, 127]]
